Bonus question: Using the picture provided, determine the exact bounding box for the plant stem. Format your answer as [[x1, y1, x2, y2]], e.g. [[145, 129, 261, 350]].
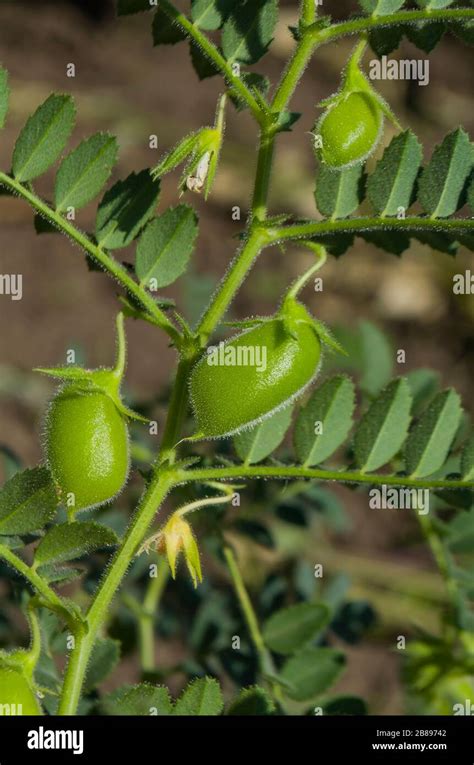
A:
[[267, 215, 474, 244], [223, 545, 273, 676], [0, 545, 76, 627], [251, 132, 275, 221], [416, 513, 461, 620], [160, 356, 195, 460], [139, 556, 170, 672], [158, 0, 266, 125], [272, 32, 317, 113], [0, 172, 181, 347], [301, 0, 317, 27], [58, 470, 176, 715], [197, 228, 269, 341], [311, 8, 474, 46], [176, 465, 473, 491]]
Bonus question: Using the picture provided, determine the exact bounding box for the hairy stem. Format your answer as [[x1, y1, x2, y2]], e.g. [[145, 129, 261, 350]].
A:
[[311, 8, 474, 46], [58, 470, 176, 715], [0, 545, 77, 628], [176, 465, 473, 491], [0, 172, 181, 347], [267, 216, 474, 244], [139, 556, 170, 672]]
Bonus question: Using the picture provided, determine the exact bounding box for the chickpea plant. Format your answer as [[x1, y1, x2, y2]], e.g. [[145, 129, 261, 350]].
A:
[[0, 0, 473, 717]]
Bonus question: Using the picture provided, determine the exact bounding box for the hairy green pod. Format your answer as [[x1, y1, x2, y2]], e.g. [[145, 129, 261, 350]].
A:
[[0, 665, 42, 715], [318, 91, 383, 169], [45, 385, 130, 512], [190, 300, 322, 439]]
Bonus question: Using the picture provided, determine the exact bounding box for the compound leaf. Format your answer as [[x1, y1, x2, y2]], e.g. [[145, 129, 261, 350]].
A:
[[12, 94, 76, 182], [54, 133, 118, 212], [418, 128, 473, 218], [96, 169, 160, 249], [34, 521, 118, 567], [135, 204, 198, 288], [367, 130, 422, 216], [295, 376, 355, 466], [354, 378, 412, 472], [405, 389, 462, 477], [0, 468, 57, 536]]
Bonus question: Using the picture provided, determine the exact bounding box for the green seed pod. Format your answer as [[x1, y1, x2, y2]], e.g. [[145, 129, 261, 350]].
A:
[[46, 386, 130, 512], [313, 40, 400, 171], [190, 300, 322, 439], [0, 664, 42, 715], [318, 91, 383, 169], [36, 314, 145, 515]]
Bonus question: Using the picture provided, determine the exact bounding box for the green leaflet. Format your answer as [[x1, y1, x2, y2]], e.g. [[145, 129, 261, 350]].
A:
[[281, 647, 346, 701], [191, 0, 236, 30], [54, 133, 118, 212], [83, 638, 120, 693], [0, 468, 58, 536], [418, 128, 474, 218], [262, 602, 330, 655], [405, 390, 462, 478], [367, 130, 423, 216], [405, 21, 445, 53], [315, 164, 364, 219], [294, 376, 355, 467], [12, 94, 76, 182], [189, 40, 220, 79], [227, 686, 275, 715], [34, 521, 119, 567], [354, 378, 412, 473], [406, 368, 440, 415], [95, 170, 160, 250], [359, 0, 405, 13], [222, 0, 278, 64], [152, 8, 187, 45], [447, 509, 474, 553], [173, 677, 223, 715], [135, 204, 199, 288], [233, 406, 293, 465], [358, 321, 393, 397], [0, 67, 9, 129], [461, 432, 474, 482], [415, 0, 454, 8], [101, 684, 173, 715]]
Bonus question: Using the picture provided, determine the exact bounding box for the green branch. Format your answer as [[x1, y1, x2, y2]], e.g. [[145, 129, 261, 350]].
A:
[[312, 8, 474, 46], [0, 171, 182, 348], [158, 0, 266, 125], [177, 465, 473, 491], [58, 469, 176, 715], [266, 216, 474, 244], [0, 544, 78, 629]]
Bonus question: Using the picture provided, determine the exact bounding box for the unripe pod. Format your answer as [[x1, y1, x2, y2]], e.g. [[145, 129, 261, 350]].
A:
[[46, 386, 129, 512], [190, 300, 322, 439], [318, 92, 383, 170], [0, 665, 42, 715]]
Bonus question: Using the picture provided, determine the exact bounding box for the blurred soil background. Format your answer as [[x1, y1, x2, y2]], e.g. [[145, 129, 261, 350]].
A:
[[0, 0, 472, 713]]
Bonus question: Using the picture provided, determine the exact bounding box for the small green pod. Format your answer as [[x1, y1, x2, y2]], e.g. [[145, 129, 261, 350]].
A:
[[190, 301, 321, 439], [46, 386, 129, 512], [318, 91, 383, 169], [0, 666, 42, 715]]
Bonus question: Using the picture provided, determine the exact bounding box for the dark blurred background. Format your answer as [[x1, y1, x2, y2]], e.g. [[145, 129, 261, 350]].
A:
[[0, 0, 472, 712]]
